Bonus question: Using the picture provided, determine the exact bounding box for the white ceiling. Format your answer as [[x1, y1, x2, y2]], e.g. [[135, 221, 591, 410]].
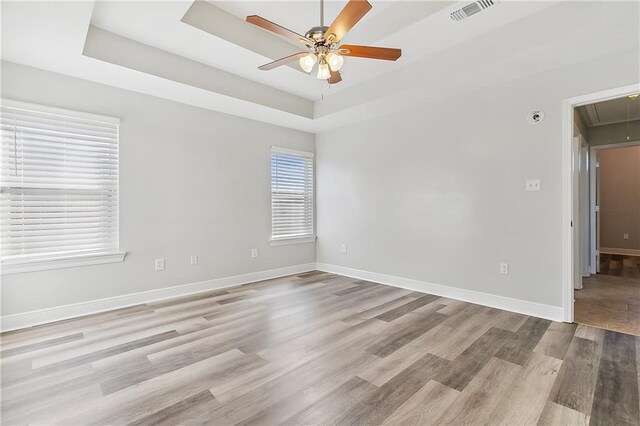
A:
[[1, 1, 639, 133], [578, 96, 640, 128]]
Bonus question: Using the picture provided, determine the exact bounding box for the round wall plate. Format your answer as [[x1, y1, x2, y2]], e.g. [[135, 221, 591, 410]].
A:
[[528, 110, 544, 124]]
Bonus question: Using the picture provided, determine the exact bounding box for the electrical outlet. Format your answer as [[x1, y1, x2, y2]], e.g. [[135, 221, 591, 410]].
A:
[[251, 248, 258, 259], [190, 255, 198, 265], [155, 258, 165, 271], [340, 243, 348, 254], [526, 179, 541, 191], [623, 233, 629, 240], [500, 263, 509, 275]]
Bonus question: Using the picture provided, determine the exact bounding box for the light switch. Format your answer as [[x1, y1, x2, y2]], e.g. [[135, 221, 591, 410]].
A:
[[526, 179, 541, 191], [251, 248, 258, 258], [155, 258, 165, 271]]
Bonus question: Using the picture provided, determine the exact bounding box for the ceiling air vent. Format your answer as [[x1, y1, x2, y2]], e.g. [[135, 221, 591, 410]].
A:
[[450, 0, 496, 22]]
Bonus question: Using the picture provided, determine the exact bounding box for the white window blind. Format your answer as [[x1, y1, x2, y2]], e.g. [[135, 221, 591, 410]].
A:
[[271, 147, 314, 240], [1, 100, 120, 266]]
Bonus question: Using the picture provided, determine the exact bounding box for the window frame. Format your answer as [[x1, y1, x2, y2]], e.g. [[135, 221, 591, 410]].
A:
[[269, 146, 316, 246], [0, 99, 125, 275]]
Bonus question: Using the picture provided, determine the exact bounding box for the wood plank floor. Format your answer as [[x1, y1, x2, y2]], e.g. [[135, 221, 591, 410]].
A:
[[1, 271, 639, 425], [599, 254, 640, 278], [575, 273, 640, 336]]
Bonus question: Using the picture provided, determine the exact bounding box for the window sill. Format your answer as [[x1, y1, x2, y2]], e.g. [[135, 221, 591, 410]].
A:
[[1, 251, 127, 275], [269, 236, 317, 246]]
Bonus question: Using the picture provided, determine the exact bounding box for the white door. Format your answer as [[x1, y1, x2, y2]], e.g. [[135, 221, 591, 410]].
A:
[[595, 150, 601, 273], [573, 136, 582, 290], [580, 137, 590, 277]]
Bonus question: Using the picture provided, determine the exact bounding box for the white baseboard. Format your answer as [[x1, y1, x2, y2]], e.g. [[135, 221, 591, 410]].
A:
[[600, 247, 640, 256], [0, 263, 316, 332], [316, 263, 564, 322]]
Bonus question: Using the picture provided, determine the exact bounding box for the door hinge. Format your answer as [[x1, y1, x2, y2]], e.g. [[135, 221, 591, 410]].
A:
[[595, 250, 599, 256], [595, 205, 600, 212]]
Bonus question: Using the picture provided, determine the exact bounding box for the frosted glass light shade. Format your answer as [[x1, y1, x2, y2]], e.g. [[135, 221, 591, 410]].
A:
[[299, 53, 317, 73], [316, 61, 330, 79], [326, 51, 344, 72]]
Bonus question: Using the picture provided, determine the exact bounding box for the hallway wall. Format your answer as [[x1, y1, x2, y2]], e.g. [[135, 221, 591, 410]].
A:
[[599, 145, 640, 252]]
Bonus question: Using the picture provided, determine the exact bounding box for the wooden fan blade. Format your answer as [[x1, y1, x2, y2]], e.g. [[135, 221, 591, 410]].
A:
[[323, 0, 372, 44], [259, 52, 307, 71], [338, 45, 401, 61], [328, 70, 342, 84], [247, 15, 313, 46]]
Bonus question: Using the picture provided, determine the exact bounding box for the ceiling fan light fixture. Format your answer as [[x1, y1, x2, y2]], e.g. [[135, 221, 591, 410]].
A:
[[248, 0, 401, 84], [316, 60, 331, 80], [326, 51, 344, 72], [299, 53, 317, 73]]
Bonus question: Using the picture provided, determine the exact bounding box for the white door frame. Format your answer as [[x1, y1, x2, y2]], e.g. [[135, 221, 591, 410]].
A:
[[562, 83, 640, 323], [590, 140, 640, 270], [589, 145, 598, 275]]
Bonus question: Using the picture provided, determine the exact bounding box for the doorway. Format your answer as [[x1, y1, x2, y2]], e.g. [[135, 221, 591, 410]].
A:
[[569, 92, 640, 335]]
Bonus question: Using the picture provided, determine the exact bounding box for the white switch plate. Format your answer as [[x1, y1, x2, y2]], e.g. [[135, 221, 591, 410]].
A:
[[340, 243, 348, 254], [500, 263, 509, 275], [624, 233, 629, 240], [526, 179, 541, 191], [155, 258, 165, 271], [251, 248, 258, 258], [190, 255, 198, 265]]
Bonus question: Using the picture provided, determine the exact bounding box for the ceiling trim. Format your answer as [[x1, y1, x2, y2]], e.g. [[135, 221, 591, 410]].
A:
[[83, 25, 313, 119], [584, 104, 599, 127], [181, 1, 305, 72]]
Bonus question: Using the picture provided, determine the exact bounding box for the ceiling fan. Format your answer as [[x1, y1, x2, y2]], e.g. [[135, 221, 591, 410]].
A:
[[246, 0, 402, 84]]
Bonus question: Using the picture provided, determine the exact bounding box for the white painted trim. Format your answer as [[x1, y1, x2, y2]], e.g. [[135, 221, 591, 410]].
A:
[[0, 263, 316, 332], [562, 97, 575, 322], [579, 135, 590, 280], [1, 252, 127, 275], [562, 83, 640, 323], [589, 146, 598, 275], [1, 98, 120, 124], [590, 140, 640, 150], [600, 247, 640, 256], [316, 263, 564, 322], [271, 146, 314, 158], [269, 236, 316, 246]]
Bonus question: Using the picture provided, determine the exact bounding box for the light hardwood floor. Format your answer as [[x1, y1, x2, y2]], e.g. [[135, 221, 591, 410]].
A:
[[576, 273, 640, 336], [598, 254, 640, 278], [1, 271, 639, 425]]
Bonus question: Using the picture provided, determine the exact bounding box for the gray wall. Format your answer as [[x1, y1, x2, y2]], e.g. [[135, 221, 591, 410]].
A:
[[1, 62, 316, 316], [316, 49, 639, 308], [599, 145, 640, 251]]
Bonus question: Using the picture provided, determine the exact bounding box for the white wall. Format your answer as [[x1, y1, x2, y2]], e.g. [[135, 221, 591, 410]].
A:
[[0, 62, 316, 317], [316, 49, 639, 310]]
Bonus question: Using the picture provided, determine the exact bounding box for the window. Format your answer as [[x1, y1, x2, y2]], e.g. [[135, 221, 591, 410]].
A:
[[1, 100, 124, 274], [270, 147, 314, 244]]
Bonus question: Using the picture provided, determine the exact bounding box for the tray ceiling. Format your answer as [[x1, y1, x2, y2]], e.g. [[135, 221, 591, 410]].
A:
[[2, 1, 638, 133]]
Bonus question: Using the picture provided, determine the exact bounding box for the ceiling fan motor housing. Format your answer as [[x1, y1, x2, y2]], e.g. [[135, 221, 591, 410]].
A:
[[305, 26, 330, 42], [246, 0, 401, 84]]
